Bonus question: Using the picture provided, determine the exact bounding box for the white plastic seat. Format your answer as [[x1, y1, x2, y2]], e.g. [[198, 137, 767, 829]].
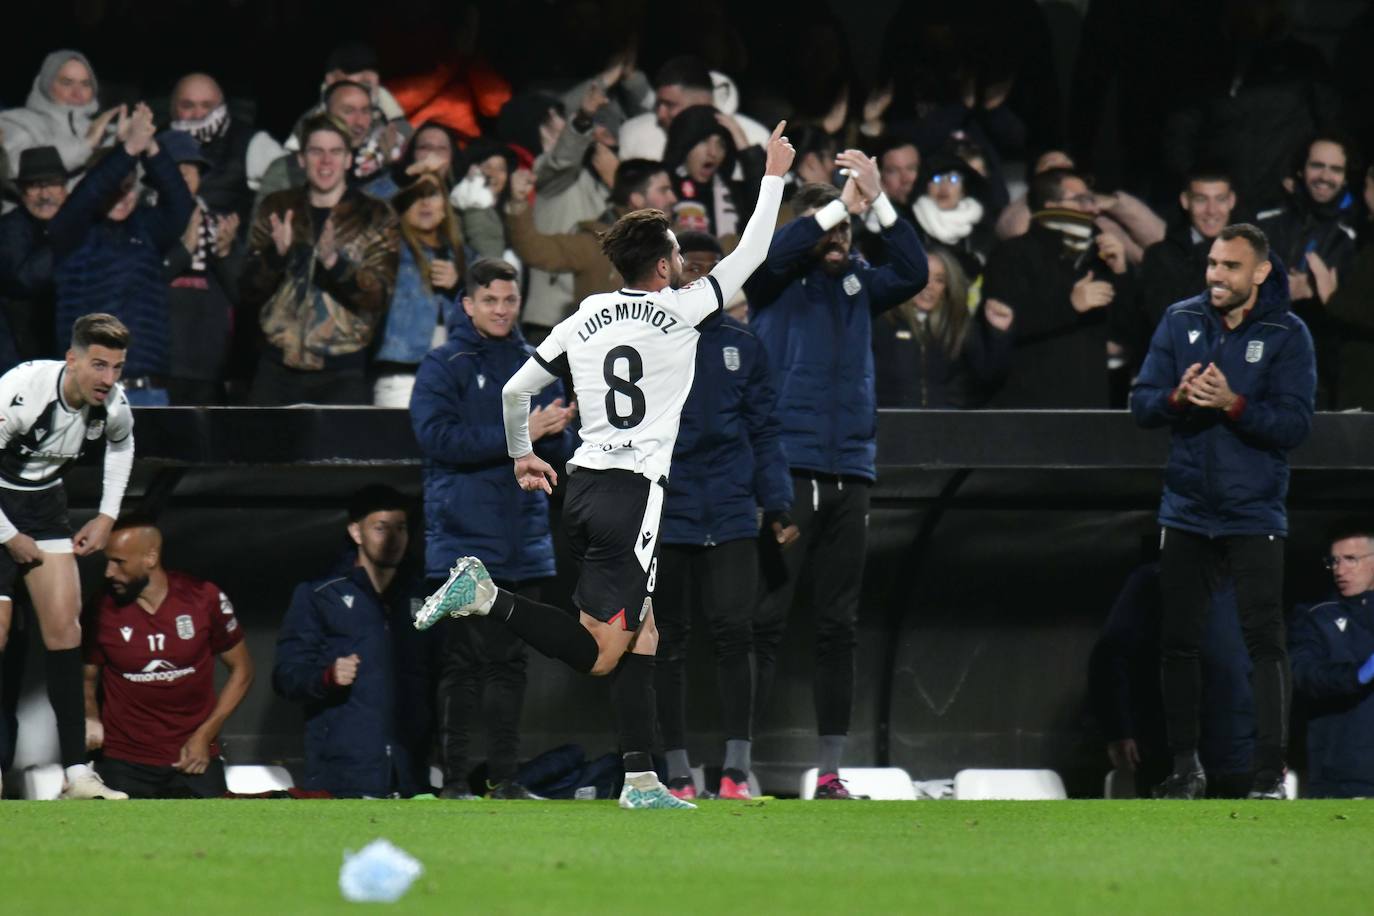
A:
[[953, 768, 1067, 800], [799, 767, 917, 800], [224, 764, 295, 794]]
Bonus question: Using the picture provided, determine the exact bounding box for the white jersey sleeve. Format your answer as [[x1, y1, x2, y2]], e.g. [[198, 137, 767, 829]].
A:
[[707, 174, 785, 303], [672, 276, 726, 327], [0, 363, 39, 450]]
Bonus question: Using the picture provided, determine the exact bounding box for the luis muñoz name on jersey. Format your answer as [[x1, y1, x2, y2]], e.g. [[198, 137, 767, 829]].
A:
[[577, 300, 681, 342]]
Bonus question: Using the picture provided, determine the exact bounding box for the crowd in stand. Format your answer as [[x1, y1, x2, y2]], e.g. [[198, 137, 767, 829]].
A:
[[3, 1, 1374, 800], [1, 3, 1369, 410]]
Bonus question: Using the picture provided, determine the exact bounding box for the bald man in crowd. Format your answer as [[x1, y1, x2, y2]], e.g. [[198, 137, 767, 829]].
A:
[[83, 516, 253, 798], [168, 71, 260, 220]]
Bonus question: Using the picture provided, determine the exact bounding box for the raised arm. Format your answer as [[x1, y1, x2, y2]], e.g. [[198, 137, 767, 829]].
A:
[[707, 122, 795, 304]]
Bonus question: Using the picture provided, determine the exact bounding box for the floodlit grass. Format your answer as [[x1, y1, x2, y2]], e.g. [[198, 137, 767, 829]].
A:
[[2, 798, 1369, 914]]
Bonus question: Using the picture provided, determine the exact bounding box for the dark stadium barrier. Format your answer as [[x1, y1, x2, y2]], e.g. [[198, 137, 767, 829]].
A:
[[27, 408, 1373, 796]]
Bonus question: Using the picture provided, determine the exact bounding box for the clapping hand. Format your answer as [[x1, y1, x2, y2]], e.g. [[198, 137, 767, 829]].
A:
[[1186, 362, 1237, 411], [268, 209, 294, 257], [214, 213, 240, 258], [529, 398, 577, 440], [835, 149, 881, 203]]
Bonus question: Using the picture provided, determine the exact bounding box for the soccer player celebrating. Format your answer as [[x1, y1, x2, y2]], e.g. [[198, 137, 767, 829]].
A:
[[84, 516, 253, 798], [417, 122, 797, 809], [0, 313, 135, 798]]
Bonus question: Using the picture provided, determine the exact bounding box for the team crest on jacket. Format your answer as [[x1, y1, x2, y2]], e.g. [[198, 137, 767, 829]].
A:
[[85, 419, 105, 440], [722, 346, 741, 372], [842, 273, 862, 296], [1246, 340, 1264, 363], [175, 614, 195, 640]]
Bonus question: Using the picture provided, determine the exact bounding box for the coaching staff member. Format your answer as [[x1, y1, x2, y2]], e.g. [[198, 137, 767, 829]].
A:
[[1131, 223, 1315, 800], [744, 151, 926, 799]]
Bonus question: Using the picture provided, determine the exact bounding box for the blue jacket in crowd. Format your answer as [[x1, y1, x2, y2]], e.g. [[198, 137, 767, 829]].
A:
[[1130, 254, 1316, 537], [49, 145, 193, 378], [1289, 591, 1374, 798], [373, 243, 461, 366], [662, 316, 791, 546], [745, 210, 927, 481], [410, 311, 575, 583], [272, 561, 434, 797]]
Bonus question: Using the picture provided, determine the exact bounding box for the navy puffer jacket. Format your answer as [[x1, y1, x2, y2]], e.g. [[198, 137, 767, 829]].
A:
[[272, 564, 434, 797], [410, 311, 575, 582], [1289, 592, 1374, 798], [746, 212, 927, 481], [1130, 254, 1315, 537], [662, 317, 791, 546]]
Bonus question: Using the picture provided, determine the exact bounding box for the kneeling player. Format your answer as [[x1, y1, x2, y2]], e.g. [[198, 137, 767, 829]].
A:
[[416, 123, 797, 809], [84, 517, 253, 798], [0, 314, 136, 798]]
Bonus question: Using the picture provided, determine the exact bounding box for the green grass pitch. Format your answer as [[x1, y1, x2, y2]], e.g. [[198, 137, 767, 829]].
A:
[[3, 799, 1370, 914]]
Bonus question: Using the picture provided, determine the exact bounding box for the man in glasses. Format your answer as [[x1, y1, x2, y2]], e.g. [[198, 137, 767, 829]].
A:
[[1131, 222, 1316, 800], [1288, 520, 1374, 797]]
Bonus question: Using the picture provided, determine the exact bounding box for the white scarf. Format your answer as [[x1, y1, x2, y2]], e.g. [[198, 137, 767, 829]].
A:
[[172, 104, 231, 144], [913, 195, 984, 245]]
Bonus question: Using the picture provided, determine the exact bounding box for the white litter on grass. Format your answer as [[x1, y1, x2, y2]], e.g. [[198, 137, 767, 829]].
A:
[[340, 839, 424, 903]]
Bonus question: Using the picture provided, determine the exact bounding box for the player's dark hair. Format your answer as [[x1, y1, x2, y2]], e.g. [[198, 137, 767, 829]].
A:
[[1327, 516, 1374, 547], [465, 257, 518, 297], [71, 313, 130, 351], [654, 56, 712, 92], [1029, 167, 1083, 212], [348, 484, 410, 523], [873, 135, 918, 168], [323, 79, 372, 110], [296, 112, 352, 151], [112, 511, 160, 533], [676, 230, 722, 257], [1295, 132, 1358, 177], [611, 159, 668, 208], [792, 182, 842, 214], [1184, 164, 1234, 190], [1217, 223, 1270, 261], [600, 209, 674, 285]]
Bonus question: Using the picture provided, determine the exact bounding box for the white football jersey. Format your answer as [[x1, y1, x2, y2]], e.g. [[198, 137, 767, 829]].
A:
[[0, 360, 134, 490], [533, 277, 724, 483]]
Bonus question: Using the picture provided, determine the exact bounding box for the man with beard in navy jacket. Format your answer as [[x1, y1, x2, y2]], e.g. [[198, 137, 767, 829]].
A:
[[1289, 519, 1374, 798], [1132, 223, 1316, 800], [745, 152, 926, 798], [409, 258, 576, 799]]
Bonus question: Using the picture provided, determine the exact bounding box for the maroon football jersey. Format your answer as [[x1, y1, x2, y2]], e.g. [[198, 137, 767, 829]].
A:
[[84, 571, 244, 766]]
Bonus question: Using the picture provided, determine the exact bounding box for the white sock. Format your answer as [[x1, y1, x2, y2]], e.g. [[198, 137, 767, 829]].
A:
[[65, 763, 92, 780], [626, 770, 658, 789]]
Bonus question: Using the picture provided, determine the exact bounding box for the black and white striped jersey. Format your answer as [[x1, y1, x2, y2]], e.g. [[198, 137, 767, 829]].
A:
[[0, 360, 134, 491]]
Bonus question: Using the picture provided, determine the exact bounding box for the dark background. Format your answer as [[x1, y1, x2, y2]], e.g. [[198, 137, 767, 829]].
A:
[[3, 0, 1371, 202]]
